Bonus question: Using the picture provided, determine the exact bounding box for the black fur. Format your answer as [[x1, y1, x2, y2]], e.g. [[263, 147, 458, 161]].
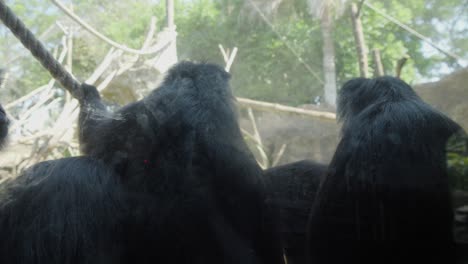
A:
[[0, 103, 8, 149], [265, 160, 327, 264], [0, 69, 8, 148], [307, 76, 463, 264], [79, 61, 285, 264], [0, 68, 9, 148], [0, 157, 126, 264]]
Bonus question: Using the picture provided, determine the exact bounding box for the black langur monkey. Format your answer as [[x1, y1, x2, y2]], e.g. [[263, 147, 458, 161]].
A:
[[78, 61, 285, 264], [307, 76, 464, 264]]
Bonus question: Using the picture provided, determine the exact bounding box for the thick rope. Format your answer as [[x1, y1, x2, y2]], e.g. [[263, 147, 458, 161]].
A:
[[0, 1, 83, 100]]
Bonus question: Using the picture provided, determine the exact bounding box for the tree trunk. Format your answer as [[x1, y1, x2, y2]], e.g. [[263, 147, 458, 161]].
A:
[[321, 5, 337, 107], [166, 0, 174, 28], [372, 49, 384, 77], [350, 2, 368, 78], [164, 0, 178, 65]]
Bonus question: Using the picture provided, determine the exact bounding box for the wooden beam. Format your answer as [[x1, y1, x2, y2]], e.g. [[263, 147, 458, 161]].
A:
[[236, 97, 336, 121]]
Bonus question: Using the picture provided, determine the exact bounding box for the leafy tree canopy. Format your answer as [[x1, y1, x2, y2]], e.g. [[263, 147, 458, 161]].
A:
[[1, 0, 466, 105]]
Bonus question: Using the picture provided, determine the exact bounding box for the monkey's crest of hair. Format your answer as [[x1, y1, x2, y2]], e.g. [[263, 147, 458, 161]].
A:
[[337, 76, 420, 121], [163, 61, 231, 83], [144, 61, 238, 132], [336, 76, 462, 138], [161, 61, 233, 99]]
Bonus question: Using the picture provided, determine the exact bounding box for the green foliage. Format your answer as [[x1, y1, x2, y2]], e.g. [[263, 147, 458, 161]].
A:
[[447, 134, 468, 191], [1, 0, 466, 106], [0, 1, 62, 97], [334, 1, 424, 84], [448, 154, 468, 192], [448, 152, 468, 191], [176, 0, 324, 105], [173, 0, 467, 102], [447, 133, 468, 190]]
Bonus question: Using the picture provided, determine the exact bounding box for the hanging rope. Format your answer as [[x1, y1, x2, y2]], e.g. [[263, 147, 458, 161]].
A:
[[0, 1, 83, 100]]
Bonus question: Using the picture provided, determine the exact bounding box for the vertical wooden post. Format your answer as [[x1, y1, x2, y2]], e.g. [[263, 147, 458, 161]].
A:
[[372, 49, 384, 77], [66, 2, 74, 103], [321, 4, 337, 107], [162, 0, 178, 66], [166, 0, 174, 28], [350, 2, 368, 78]]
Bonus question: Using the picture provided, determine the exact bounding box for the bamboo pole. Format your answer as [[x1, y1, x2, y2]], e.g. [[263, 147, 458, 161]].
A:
[[236, 97, 336, 121]]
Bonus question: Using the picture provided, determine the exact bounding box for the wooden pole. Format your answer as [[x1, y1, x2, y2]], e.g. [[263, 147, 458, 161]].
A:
[[166, 0, 174, 28], [350, 2, 368, 78], [372, 49, 384, 77], [236, 97, 336, 121], [321, 4, 337, 107]]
